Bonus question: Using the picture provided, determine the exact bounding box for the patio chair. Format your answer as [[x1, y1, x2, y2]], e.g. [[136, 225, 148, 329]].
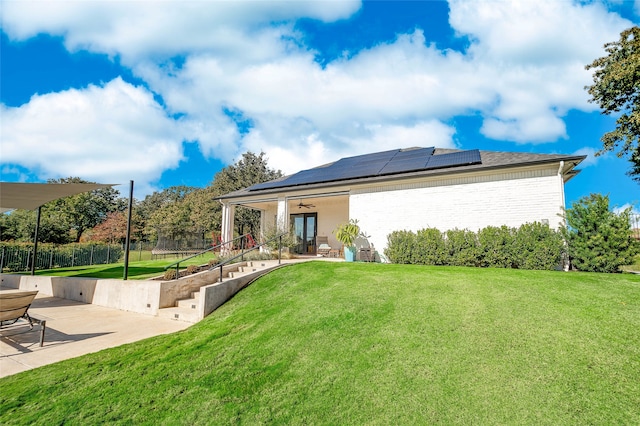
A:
[[0, 290, 46, 347], [316, 236, 332, 257]]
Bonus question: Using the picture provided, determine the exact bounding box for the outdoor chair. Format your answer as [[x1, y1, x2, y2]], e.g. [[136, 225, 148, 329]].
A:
[[316, 236, 332, 257], [0, 290, 46, 347]]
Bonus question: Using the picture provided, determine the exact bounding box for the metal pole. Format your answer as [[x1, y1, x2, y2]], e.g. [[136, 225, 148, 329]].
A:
[[123, 180, 134, 280], [31, 206, 41, 275]]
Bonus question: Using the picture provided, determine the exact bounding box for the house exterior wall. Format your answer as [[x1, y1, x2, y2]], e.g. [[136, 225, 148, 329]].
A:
[[312, 197, 349, 249], [349, 166, 566, 255]]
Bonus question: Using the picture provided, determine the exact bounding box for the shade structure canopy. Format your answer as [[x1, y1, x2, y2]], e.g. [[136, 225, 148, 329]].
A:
[[0, 182, 116, 213]]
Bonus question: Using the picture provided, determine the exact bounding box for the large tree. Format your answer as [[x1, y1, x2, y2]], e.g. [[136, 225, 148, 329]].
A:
[[0, 177, 123, 243], [0, 208, 72, 244], [47, 177, 121, 242], [564, 193, 638, 273], [139, 186, 198, 244], [211, 152, 283, 238], [585, 26, 640, 181]]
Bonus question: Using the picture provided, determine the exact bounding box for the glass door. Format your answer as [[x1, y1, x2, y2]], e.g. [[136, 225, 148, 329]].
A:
[[291, 213, 317, 254]]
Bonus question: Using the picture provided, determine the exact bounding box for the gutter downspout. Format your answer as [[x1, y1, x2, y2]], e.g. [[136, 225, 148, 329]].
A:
[[557, 161, 569, 271], [558, 161, 565, 218]]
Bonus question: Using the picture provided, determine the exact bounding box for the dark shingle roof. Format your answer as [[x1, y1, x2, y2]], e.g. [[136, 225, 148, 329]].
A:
[[247, 147, 483, 192], [217, 147, 586, 199]]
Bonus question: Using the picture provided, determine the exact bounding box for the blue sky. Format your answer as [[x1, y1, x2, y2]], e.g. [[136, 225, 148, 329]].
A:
[[1, 0, 638, 211]]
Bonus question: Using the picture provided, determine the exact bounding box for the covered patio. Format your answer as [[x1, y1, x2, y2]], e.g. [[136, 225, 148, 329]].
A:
[[220, 192, 349, 256]]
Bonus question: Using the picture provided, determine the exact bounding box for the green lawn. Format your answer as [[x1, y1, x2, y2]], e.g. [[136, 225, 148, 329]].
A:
[[2, 262, 639, 424], [33, 252, 219, 280]]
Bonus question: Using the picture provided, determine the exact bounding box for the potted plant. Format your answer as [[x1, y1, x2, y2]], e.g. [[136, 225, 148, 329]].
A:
[[334, 219, 361, 262]]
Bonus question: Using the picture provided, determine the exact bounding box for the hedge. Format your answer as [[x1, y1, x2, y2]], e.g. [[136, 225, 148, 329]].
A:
[[385, 222, 564, 271]]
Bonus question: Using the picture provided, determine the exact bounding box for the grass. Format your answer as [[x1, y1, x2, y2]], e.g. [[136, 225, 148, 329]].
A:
[[32, 252, 219, 280], [1, 262, 639, 424]]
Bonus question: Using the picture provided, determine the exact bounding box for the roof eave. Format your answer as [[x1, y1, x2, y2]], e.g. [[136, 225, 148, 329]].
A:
[[216, 154, 587, 201]]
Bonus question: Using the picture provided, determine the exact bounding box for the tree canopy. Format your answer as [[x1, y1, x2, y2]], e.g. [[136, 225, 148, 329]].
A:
[[585, 26, 640, 181], [564, 193, 638, 273], [0, 152, 282, 246], [210, 152, 283, 237]]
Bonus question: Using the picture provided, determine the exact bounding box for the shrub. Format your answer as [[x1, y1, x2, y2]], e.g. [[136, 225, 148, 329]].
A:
[[385, 223, 565, 271], [564, 194, 639, 273], [445, 229, 480, 267], [513, 222, 564, 270], [186, 265, 200, 274], [412, 228, 446, 265], [163, 269, 178, 280], [477, 226, 515, 268], [384, 230, 416, 264]]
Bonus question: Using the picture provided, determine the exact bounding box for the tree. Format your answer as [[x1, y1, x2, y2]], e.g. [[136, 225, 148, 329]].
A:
[[585, 26, 640, 181], [0, 208, 71, 244], [89, 211, 142, 244], [564, 193, 638, 273], [210, 152, 283, 237], [47, 177, 121, 242], [140, 186, 196, 245]]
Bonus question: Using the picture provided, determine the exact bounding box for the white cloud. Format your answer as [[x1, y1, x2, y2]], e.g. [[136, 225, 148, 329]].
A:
[[572, 147, 601, 167], [1, 78, 186, 195], [241, 119, 457, 174], [1, 0, 361, 63], [0, 0, 636, 189], [448, 0, 632, 142], [614, 203, 640, 216]]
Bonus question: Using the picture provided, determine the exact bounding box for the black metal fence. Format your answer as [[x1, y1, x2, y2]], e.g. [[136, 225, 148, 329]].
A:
[[0, 242, 153, 273]]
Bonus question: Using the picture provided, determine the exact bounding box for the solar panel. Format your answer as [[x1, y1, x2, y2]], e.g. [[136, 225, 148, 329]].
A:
[[378, 147, 434, 175], [425, 149, 481, 170], [247, 147, 481, 191]]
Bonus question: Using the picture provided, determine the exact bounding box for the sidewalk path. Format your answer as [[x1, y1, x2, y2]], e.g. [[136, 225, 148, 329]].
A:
[[0, 292, 190, 378]]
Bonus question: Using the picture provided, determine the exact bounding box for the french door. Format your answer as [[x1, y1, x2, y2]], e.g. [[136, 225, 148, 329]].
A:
[[291, 213, 317, 254]]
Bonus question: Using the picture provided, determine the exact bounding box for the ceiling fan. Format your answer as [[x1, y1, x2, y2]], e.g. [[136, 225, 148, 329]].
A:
[[297, 201, 315, 209]]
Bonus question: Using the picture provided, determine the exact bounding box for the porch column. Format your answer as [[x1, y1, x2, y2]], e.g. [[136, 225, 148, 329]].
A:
[[220, 201, 235, 254], [276, 196, 289, 233], [259, 210, 266, 241]]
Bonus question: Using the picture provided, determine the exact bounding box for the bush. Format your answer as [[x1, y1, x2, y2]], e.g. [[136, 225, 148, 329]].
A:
[[412, 228, 446, 265], [163, 269, 178, 280], [186, 265, 200, 274], [565, 194, 639, 273], [477, 226, 515, 268], [385, 231, 416, 264], [385, 223, 565, 271], [445, 229, 480, 267], [513, 222, 565, 270]]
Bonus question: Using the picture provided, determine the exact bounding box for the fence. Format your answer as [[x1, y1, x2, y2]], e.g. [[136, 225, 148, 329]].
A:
[[0, 242, 154, 273]]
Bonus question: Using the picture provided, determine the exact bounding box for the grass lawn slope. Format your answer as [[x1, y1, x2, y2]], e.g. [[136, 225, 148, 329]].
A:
[[1, 262, 639, 424], [32, 253, 218, 280]]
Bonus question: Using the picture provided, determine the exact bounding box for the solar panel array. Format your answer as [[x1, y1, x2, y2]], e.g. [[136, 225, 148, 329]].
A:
[[248, 147, 481, 191]]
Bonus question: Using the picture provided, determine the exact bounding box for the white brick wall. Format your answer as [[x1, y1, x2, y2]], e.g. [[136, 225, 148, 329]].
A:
[[350, 168, 565, 254]]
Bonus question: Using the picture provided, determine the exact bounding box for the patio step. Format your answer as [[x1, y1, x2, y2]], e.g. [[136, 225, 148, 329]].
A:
[[157, 259, 287, 323], [177, 291, 200, 309]]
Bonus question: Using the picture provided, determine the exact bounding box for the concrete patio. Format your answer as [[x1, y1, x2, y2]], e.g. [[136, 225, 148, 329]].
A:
[[0, 291, 190, 378]]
